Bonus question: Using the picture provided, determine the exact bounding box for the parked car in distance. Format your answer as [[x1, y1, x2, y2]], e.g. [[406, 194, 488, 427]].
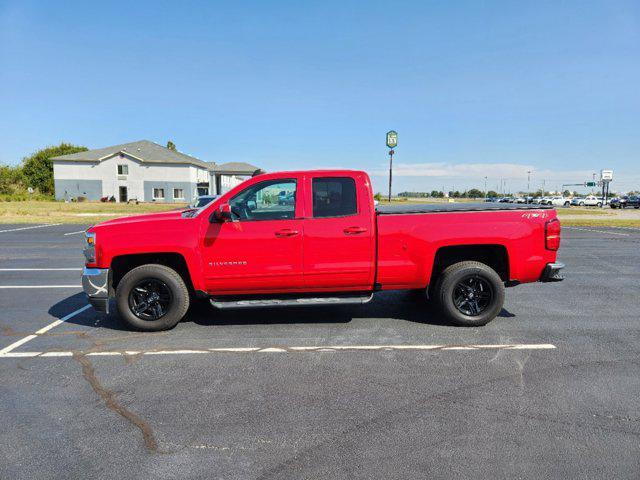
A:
[[548, 196, 571, 207], [498, 197, 512, 203], [625, 195, 640, 209], [484, 197, 498, 202], [278, 190, 295, 206], [571, 197, 585, 206], [190, 195, 219, 209], [514, 197, 527, 204], [609, 196, 630, 209], [583, 195, 603, 207], [81, 169, 563, 331]]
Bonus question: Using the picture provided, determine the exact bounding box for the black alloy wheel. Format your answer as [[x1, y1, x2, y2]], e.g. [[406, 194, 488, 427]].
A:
[[432, 260, 505, 326], [128, 278, 173, 321], [452, 275, 493, 316]]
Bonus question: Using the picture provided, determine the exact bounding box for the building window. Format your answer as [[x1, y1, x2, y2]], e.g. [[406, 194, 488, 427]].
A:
[[173, 188, 184, 200], [117, 165, 128, 175], [153, 188, 165, 200]]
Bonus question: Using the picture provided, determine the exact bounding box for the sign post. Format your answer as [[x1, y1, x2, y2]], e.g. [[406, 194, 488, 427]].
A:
[[600, 170, 613, 207], [386, 131, 397, 202]]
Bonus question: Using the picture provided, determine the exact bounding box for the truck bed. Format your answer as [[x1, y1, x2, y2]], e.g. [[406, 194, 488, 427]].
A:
[[376, 202, 553, 215]]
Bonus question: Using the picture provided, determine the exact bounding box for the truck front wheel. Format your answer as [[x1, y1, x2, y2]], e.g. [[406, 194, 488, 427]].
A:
[[116, 264, 190, 331], [433, 261, 505, 327]]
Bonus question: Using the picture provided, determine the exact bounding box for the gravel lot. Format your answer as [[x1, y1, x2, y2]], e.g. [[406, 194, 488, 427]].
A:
[[1, 224, 639, 479]]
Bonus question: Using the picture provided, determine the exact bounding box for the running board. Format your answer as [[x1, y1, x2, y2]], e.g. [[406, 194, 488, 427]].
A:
[[210, 294, 374, 310]]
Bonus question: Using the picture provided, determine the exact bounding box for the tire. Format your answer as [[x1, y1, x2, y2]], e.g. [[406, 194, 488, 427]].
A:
[[116, 264, 190, 331], [433, 261, 505, 327], [597, 202, 602, 207], [564, 201, 570, 207]]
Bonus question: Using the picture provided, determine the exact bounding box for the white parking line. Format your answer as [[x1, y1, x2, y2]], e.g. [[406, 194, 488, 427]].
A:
[[0, 224, 62, 233], [0, 285, 81, 289], [0, 268, 82, 272], [63, 231, 86, 236], [0, 304, 91, 355], [564, 227, 630, 236], [0, 343, 557, 358]]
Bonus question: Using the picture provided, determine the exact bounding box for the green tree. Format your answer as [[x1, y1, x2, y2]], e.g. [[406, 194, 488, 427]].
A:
[[22, 143, 88, 195], [467, 188, 483, 198], [373, 192, 382, 201], [486, 190, 498, 198], [166, 140, 176, 151], [0, 164, 25, 194]]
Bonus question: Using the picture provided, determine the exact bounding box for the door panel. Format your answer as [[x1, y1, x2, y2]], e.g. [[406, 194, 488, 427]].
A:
[[202, 219, 303, 293], [302, 175, 375, 290], [201, 178, 304, 294]]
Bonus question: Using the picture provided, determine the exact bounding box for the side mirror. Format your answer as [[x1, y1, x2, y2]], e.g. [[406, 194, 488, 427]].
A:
[[210, 203, 232, 223]]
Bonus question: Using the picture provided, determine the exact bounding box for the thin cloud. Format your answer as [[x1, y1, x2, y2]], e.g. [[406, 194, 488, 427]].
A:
[[369, 162, 594, 182]]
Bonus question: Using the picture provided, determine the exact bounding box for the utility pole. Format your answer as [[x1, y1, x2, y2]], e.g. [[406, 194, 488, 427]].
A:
[[527, 170, 532, 193], [484, 176, 487, 198]]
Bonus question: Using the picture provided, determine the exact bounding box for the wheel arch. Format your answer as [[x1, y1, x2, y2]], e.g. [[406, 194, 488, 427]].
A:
[[110, 252, 195, 294], [429, 244, 510, 290]]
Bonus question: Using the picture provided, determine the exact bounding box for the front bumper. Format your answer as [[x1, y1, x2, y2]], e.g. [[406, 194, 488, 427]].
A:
[[540, 262, 565, 282], [82, 267, 110, 313]]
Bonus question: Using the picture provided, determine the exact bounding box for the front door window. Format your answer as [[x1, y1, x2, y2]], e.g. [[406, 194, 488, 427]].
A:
[[228, 179, 297, 221]]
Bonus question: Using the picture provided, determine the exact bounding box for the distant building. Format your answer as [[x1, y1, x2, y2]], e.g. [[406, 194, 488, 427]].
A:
[[51, 140, 260, 202]]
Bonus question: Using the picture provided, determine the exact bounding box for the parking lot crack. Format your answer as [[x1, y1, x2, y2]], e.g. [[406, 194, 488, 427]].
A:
[[72, 352, 159, 452]]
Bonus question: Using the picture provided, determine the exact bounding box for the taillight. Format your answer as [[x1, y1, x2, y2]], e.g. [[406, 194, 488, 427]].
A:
[[545, 218, 561, 251]]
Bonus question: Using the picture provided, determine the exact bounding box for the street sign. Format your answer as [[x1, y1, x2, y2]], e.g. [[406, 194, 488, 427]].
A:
[[601, 170, 613, 181], [585, 182, 596, 187], [386, 130, 397, 149]]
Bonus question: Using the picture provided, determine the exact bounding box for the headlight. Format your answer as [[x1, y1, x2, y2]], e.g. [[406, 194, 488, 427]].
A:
[[84, 231, 96, 263]]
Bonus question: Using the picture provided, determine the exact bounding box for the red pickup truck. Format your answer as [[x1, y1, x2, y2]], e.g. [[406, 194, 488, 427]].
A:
[[82, 170, 563, 331]]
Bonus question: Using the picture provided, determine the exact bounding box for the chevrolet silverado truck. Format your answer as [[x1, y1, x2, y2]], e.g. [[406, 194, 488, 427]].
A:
[[82, 170, 563, 331]]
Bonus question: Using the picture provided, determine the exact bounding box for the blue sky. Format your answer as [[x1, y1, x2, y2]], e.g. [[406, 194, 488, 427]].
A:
[[1, 0, 638, 193]]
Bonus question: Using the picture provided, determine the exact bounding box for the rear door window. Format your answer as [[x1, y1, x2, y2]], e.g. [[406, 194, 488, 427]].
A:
[[312, 177, 357, 218]]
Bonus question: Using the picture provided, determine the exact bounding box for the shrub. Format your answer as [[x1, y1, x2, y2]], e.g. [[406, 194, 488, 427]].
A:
[[22, 143, 88, 195]]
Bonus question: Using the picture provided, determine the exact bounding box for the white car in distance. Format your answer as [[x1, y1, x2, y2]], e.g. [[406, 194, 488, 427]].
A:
[[548, 196, 571, 207], [582, 195, 603, 207]]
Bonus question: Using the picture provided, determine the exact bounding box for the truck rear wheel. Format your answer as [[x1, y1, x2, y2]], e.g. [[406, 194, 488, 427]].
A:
[[433, 261, 505, 327], [116, 264, 190, 331]]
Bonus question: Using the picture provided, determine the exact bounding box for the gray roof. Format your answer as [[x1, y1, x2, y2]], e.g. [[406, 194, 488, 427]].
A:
[[51, 140, 210, 168], [208, 161, 261, 174]]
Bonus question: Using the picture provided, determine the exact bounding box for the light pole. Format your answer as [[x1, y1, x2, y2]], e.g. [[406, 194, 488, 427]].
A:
[[386, 131, 397, 202], [527, 170, 532, 193], [484, 176, 487, 198]]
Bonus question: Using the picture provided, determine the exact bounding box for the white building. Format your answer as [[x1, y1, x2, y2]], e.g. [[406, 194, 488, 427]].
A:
[[52, 140, 261, 202]]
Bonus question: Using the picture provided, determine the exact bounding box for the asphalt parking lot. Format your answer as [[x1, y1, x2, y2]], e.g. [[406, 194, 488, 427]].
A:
[[1, 223, 639, 479]]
